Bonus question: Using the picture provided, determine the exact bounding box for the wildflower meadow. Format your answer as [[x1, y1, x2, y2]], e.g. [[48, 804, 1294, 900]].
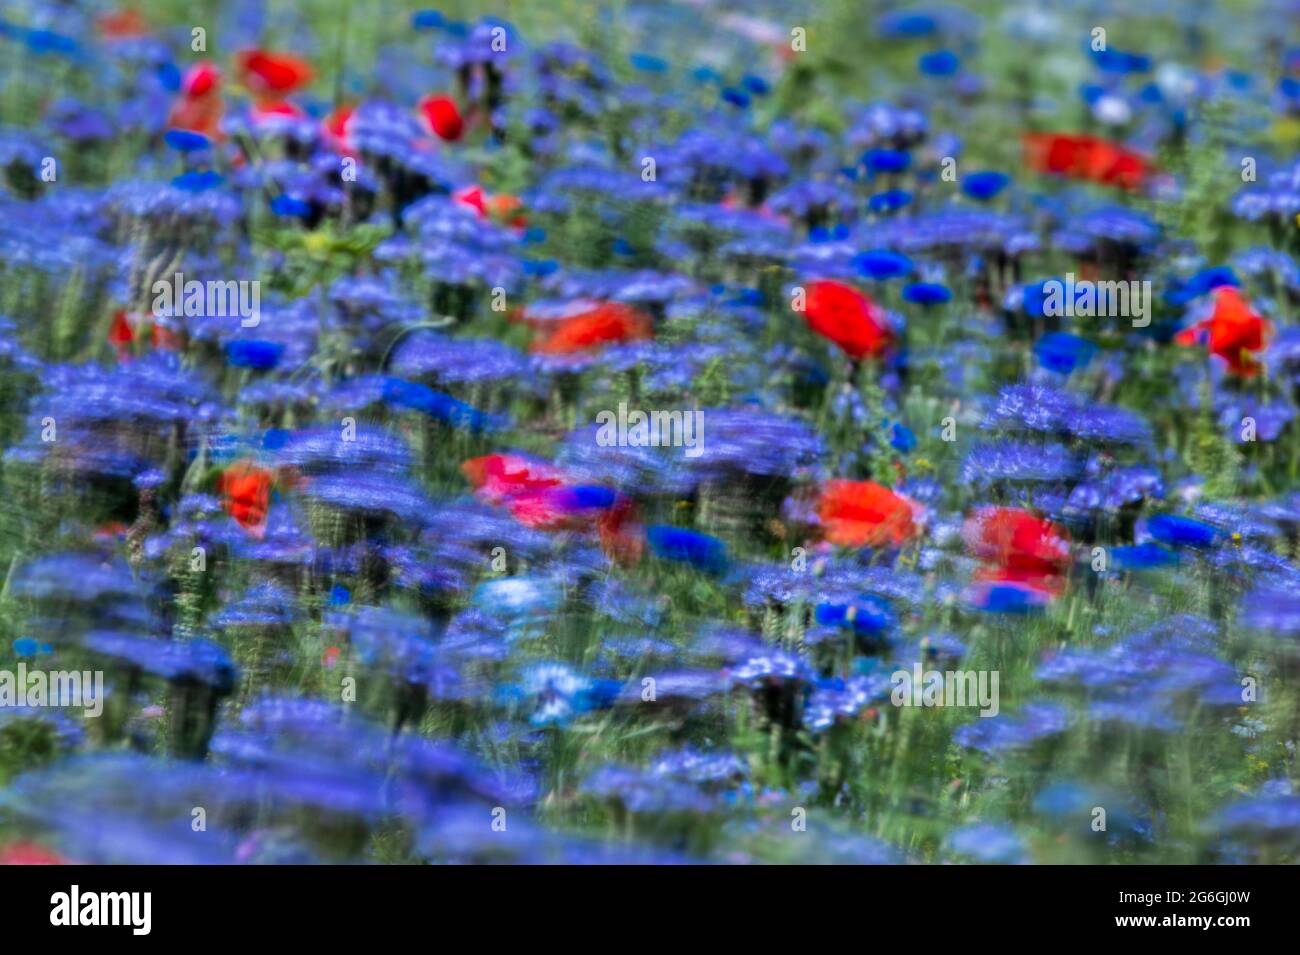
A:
[[0, 0, 1299, 883]]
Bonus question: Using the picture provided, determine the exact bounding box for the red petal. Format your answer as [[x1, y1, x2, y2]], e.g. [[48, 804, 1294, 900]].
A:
[[419, 94, 465, 142], [108, 310, 134, 345], [802, 280, 891, 360], [237, 50, 314, 96], [183, 62, 222, 99]]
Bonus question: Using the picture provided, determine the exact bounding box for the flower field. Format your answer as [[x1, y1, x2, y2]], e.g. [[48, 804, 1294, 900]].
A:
[[0, 0, 1299, 866]]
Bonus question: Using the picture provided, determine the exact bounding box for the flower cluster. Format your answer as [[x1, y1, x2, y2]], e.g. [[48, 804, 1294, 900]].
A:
[[0, 0, 1297, 867]]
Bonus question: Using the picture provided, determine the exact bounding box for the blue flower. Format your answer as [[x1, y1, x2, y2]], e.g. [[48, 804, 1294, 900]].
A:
[[1089, 46, 1151, 74], [720, 84, 751, 106], [954, 703, 1070, 754], [162, 129, 211, 153], [171, 170, 224, 192], [12, 637, 53, 657], [224, 340, 285, 370], [902, 281, 952, 305], [855, 249, 914, 280], [1164, 266, 1239, 306], [946, 823, 1030, 864], [629, 52, 668, 73], [1034, 332, 1096, 374], [890, 421, 917, 452], [1108, 544, 1178, 571], [1144, 514, 1221, 549], [269, 194, 313, 219], [814, 594, 896, 638], [380, 378, 500, 432], [511, 663, 620, 726], [862, 148, 912, 175], [84, 634, 237, 694], [868, 188, 912, 213], [962, 170, 1010, 201], [918, 49, 960, 77], [646, 525, 728, 576]]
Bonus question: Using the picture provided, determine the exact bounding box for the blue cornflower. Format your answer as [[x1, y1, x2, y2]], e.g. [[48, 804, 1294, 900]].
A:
[[855, 249, 914, 280], [918, 49, 960, 77], [646, 525, 728, 576], [902, 281, 952, 305], [1143, 513, 1221, 549], [962, 171, 1010, 201], [224, 340, 284, 370]]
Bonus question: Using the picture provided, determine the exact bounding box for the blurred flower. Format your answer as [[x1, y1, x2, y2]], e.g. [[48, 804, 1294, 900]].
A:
[[236, 50, 314, 98], [946, 822, 1030, 864], [800, 280, 893, 361], [216, 461, 274, 537], [1022, 132, 1151, 190], [817, 480, 918, 548], [964, 507, 1071, 601], [419, 94, 465, 141], [1175, 286, 1272, 377], [530, 302, 653, 355]]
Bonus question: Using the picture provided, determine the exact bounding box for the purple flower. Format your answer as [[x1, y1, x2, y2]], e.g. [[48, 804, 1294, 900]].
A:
[[210, 581, 302, 628], [962, 440, 1082, 485], [804, 672, 893, 731], [946, 822, 1030, 864], [390, 331, 532, 385], [84, 632, 237, 693], [1240, 587, 1300, 637], [953, 703, 1070, 754], [581, 764, 715, 814], [302, 471, 433, 524]]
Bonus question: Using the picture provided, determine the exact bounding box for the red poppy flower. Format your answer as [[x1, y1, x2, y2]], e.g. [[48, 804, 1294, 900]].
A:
[[0, 841, 68, 865], [96, 9, 149, 39], [1022, 132, 1151, 191], [463, 455, 560, 528], [463, 454, 638, 546], [251, 99, 306, 124], [453, 185, 488, 217], [108, 310, 135, 350], [151, 320, 183, 351], [216, 461, 274, 536], [1175, 286, 1273, 377], [801, 280, 893, 361], [486, 192, 527, 228], [419, 94, 465, 142], [169, 63, 223, 137], [462, 453, 573, 529], [324, 104, 356, 150], [94, 522, 129, 542], [532, 302, 654, 355], [818, 480, 917, 548], [964, 507, 1071, 595], [597, 495, 644, 565], [236, 50, 314, 97], [452, 186, 527, 227], [167, 98, 222, 137], [462, 454, 564, 502], [182, 62, 222, 99]]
